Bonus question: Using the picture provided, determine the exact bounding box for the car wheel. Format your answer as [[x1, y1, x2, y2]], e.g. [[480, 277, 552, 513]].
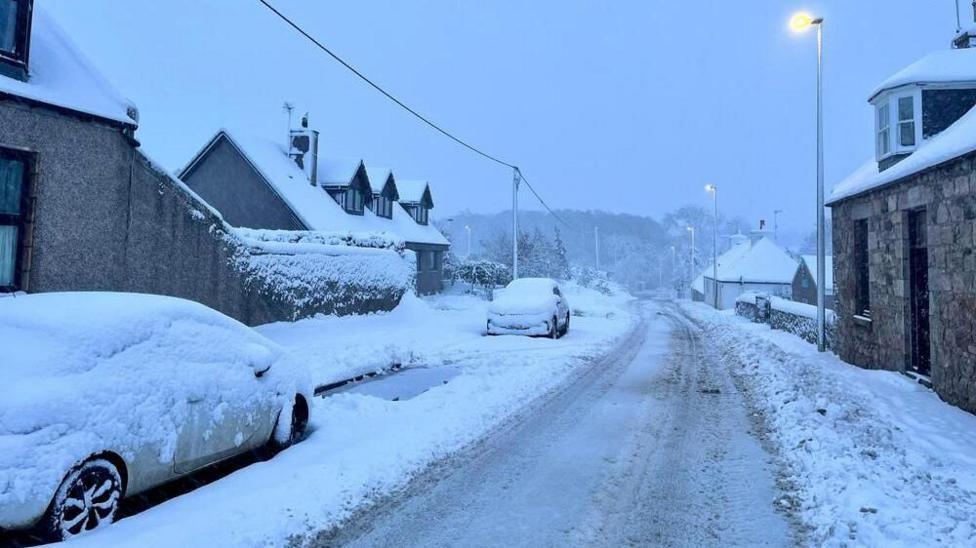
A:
[[550, 316, 559, 339], [561, 313, 570, 336], [41, 458, 123, 541], [271, 395, 310, 451]]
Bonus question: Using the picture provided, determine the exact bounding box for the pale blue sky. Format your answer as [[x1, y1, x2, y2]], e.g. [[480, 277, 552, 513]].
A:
[[46, 0, 954, 235]]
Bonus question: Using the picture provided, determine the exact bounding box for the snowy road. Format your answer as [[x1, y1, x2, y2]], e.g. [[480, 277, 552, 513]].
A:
[[319, 302, 794, 547]]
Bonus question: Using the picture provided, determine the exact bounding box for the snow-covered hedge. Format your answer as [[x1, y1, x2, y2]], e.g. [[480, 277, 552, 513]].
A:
[[228, 229, 414, 319], [735, 293, 837, 350]]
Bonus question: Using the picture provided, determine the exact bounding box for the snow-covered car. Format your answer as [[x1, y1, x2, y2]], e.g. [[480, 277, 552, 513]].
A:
[[0, 293, 313, 542], [486, 278, 570, 338]]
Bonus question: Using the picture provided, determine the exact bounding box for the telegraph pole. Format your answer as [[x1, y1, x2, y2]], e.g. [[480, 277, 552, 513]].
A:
[[512, 168, 520, 280]]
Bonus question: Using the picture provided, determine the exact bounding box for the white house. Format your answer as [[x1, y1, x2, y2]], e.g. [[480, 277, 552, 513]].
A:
[[701, 236, 796, 310]]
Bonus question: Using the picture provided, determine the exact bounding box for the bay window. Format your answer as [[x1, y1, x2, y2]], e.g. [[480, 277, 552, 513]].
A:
[[0, 149, 29, 291], [0, 0, 30, 81], [876, 91, 921, 161]]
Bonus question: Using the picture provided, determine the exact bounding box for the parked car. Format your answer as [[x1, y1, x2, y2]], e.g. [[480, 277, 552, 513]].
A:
[[486, 278, 570, 338], [0, 293, 313, 542]]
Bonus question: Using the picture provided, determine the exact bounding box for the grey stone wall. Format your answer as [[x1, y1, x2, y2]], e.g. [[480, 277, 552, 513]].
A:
[[830, 151, 976, 413], [0, 100, 406, 326]]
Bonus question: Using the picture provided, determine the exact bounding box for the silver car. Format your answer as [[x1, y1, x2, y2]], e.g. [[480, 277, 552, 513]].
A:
[[486, 278, 571, 338], [0, 293, 313, 542]]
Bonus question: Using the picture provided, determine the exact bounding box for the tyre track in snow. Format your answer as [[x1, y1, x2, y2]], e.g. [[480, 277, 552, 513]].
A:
[[310, 301, 795, 547]]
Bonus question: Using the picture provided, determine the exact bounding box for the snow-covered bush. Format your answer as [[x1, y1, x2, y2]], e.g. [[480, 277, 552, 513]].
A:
[[454, 259, 512, 298]]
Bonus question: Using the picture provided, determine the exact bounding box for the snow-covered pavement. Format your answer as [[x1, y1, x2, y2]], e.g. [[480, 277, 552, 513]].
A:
[[318, 301, 793, 547], [680, 301, 976, 547], [56, 283, 637, 547]]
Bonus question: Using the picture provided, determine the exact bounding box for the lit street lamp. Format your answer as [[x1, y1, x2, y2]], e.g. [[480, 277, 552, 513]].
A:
[[706, 184, 719, 309], [790, 11, 827, 352]]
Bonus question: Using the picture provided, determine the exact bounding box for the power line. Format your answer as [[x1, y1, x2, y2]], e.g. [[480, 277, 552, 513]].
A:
[[256, 0, 575, 232], [257, 0, 515, 170]]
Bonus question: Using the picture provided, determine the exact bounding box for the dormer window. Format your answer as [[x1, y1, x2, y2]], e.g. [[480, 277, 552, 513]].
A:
[[875, 90, 921, 162], [373, 195, 393, 219], [412, 206, 429, 225], [346, 187, 364, 214], [0, 0, 31, 81]]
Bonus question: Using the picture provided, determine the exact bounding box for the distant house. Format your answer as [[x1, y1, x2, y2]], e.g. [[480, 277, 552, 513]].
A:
[[701, 235, 796, 310], [827, 24, 976, 413], [178, 126, 450, 295], [792, 255, 834, 310], [0, 1, 409, 323]]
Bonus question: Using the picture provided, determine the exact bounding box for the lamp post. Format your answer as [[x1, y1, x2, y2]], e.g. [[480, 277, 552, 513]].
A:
[[706, 184, 719, 308], [790, 12, 827, 352], [686, 226, 696, 298], [595, 226, 601, 271]]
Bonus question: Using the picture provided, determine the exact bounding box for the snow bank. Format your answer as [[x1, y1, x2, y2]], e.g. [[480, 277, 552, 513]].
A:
[[682, 302, 976, 546], [0, 293, 310, 528]]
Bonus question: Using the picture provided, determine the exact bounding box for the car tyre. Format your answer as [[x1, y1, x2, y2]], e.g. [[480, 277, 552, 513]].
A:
[[549, 316, 559, 339], [270, 395, 310, 452], [40, 458, 123, 541], [560, 313, 570, 337]]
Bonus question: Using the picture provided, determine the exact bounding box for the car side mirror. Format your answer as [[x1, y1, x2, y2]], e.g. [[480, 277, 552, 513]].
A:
[[246, 344, 274, 378]]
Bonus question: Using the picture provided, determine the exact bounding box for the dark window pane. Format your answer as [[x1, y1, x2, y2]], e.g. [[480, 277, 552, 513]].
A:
[[0, 0, 17, 55], [0, 156, 24, 215], [900, 122, 916, 147], [898, 96, 914, 121], [0, 224, 16, 287]]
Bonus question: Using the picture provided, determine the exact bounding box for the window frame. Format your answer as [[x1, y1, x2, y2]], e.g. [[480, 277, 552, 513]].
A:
[[0, 147, 31, 293], [875, 89, 922, 161], [346, 187, 364, 215], [0, 0, 32, 81]]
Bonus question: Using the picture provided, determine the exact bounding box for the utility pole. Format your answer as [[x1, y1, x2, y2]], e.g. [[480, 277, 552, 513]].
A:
[[706, 185, 719, 308], [594, 226, 601, 270], [512, 168, 520, 280], [465, 225, 472, 258]]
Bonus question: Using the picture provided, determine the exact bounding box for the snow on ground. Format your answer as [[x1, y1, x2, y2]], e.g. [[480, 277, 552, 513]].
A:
[[680, 301, 976, 547], [64, 282, 636, 547]]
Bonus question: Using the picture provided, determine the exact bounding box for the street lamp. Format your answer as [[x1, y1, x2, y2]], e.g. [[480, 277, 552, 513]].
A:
[[706, 184, 719, 309], [790, 11, 827, 352], [686, 226, 696, 298]]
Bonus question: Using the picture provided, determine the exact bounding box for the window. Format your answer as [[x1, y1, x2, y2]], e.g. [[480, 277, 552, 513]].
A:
[[429, 251, 440, 271], [413, 206, 429, 225], [876, 103, 890, 157], [416, 251, 426, 272], [330, 190, 345, 209], [0, 149, 29, 291], [801, 276, 809, 289], [898, 96, 916, 147], [373, 195, 393, 219], [0, 0, 30, 80], [854, 219, 871, 318], [346, 188, 364, 214]]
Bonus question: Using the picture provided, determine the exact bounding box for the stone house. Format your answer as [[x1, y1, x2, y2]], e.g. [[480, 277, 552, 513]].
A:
[[827, 28, 976, 412], [792, 255, 835, 310], [0, 1, 411, 323], [179, 126, 451, 295]]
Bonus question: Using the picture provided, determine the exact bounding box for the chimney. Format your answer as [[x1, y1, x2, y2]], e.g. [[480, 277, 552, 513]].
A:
[[289, 114, 319, 186], [953, 1, 976, 48]]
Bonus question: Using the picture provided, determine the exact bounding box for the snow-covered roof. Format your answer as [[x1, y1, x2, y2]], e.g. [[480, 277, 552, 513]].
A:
[[0, 7, 137, 126], [397, 179, 432, 205], [800, 255, 834, 294], [870, 48, 976, 100], [829, 104, 976, 204], [704, 238, 796, 284], [319, 157, 363, 188], [365, 166, 397, 197], [695, 237, 753, 290], [188, 130, 449, 247]]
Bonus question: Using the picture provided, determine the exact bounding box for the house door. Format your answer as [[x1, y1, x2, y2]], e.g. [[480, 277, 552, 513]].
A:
[[908, 209, 930, 376]]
